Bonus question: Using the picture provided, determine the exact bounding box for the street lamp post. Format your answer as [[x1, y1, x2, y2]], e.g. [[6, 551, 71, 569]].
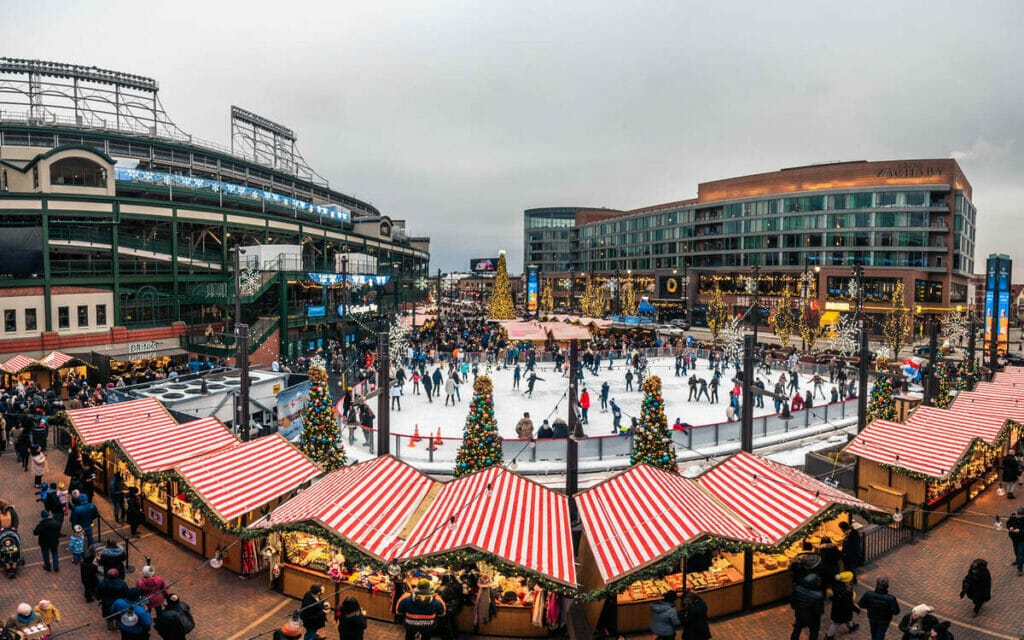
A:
[[340, 255, 349, 359], [614, 269, 622, 318], [852, 264, 870, 433], [232, 247, 251, 442], [747, 266, 760, 346]]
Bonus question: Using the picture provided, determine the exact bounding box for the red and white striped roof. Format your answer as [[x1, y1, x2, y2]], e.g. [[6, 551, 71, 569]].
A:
[[255, 456, 435, 560], [952, 391, 1024, 424], [576, 464, 757, 583], [697, 452, 880, 544], [1, 354, 39, 374], [113, 416, 238, 475], [972, 380, 1024, 398], [844, 419, 975, 480], [907, 406, 1009, 446], [397, 466, 577, 587], [39, 351, 75, 370], [67, 398, 177, 447], [175, 434, 321, 523]]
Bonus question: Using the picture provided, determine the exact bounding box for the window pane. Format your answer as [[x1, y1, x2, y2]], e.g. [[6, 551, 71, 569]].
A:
[[58, 307, 69, 329], [96, 304, 107, 326], [77, 305, 89, 327], [24, 308, 36, 332], [4, 310, 15, 332]]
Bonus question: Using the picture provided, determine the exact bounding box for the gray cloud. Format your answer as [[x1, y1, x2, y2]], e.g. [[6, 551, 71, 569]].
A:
[[4, 0, 1024, 273]]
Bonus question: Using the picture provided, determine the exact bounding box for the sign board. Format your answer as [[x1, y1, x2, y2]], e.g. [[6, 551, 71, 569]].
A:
[[526, 265, 539, 313], [128, 340, 160, 355], [276, 381, 311, 442], [470, 258, 498, 272], [985, 254, 1012, 355], [306, 305, 326, 318], [657, 275, 687, 300]]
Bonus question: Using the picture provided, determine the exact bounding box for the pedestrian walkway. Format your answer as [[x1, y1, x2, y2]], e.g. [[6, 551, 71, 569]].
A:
[[621, 482, 1024, 640]]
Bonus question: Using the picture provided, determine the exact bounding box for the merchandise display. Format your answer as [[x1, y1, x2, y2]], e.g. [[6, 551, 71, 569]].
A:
[[926, 447, 1000, 505]]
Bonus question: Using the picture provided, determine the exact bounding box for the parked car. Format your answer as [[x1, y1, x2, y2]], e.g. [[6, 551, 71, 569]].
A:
[[669, 319, 691, 329], [913, 344, 958, 356], [1004, 352, 1024, 367], [657, 324, 684, 337]]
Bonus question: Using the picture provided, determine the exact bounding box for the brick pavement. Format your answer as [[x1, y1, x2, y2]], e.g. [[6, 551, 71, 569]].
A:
[[0, 447, 446, 640]]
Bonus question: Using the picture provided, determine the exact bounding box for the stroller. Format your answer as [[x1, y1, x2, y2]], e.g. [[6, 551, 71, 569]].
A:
[[0, 529, 21, 578]]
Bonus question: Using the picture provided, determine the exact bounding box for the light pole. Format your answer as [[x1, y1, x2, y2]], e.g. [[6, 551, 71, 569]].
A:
[[852, 264, 869, 433], [231, 247, 251, 442], [800, 257, 821, 352], [614, 269, 622, 318], [340, 255, 349, 359], [746, 266, 760, 346]]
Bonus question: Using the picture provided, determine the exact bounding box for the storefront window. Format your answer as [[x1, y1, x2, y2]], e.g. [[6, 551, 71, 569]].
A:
[[4, 310, 15, 333], [77, 305, 89, 327], [96, 304, 107, 326], [58, 306, 69, 329]]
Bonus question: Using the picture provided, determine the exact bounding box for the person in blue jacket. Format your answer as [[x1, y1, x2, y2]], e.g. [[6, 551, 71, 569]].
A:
[[112, 589, 153, 640]]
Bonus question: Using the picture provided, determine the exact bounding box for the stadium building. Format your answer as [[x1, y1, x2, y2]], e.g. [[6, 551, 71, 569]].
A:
[[526, 159, 976, 332], [0, 58, 429, 371]]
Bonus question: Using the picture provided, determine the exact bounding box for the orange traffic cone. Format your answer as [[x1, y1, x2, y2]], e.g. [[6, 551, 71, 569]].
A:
[[411, 424, 422, 443], [434, 428, 443, 447]]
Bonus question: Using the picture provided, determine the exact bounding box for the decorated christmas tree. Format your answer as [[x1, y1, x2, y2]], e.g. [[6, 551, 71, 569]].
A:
[[300, 362, 346, 471], [540, 281, 554, 315], [933, 353, 955, 409], [630, 376, 677, 473], [455, 375, 503, 477], [865, 374, 897, 424], [487, 251, 516, 320]]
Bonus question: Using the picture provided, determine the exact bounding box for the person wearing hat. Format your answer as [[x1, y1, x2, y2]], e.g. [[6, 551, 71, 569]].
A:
[[33, 600, 61, 632], [858, 577, 900, 640], [97, 568, 129, 630], [825, 572, 860, 640], [154, 593, 194, 640], [70, 493, 98, 547], [136, 565, 168, 613], [299, 583, 327, 640], [898, 604, 938, 639], [112, 588, 152, 640], [273, 614, 304, 640], [930, 620, 955, 640], [959, 558, 991, 617], [32, 509, 61, 572], [395, 578, 446, 640], [649, 590, 680, 640], [789, 573, 825, 640]]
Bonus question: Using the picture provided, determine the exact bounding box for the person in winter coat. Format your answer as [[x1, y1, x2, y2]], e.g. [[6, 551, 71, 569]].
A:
[[858, 577, 900, 640], [515, 412, 534, 439], [112, 590, 153, 640], [333, 596, 366, 640], [579, 388, 591, 423], [98, 539, 126, 578], [422, 374, 434, 402], [299, 583, 327, 640], [898, 604, 938, 640], [1001, 452, 1021, 499], [436, 574, 462, 640], [32, 510, 61, 572], [29, 446, 47, 488], [838, 521, 863, 576], [826, 572, 860, 639], [679, 591, 711, 640], [0, 500, 18, 531], [930, 620, 955, 640], [70, 494, 98, 547], [358, 403, 375, 454], [443, 377, 456, 406], [817, 537, 842, 593], [395, 579, 446, 640], [649, 591, 681, 640], [97, 568, 129, 630], [154, 594, 193, 640], [960, 558, 991, 616], [125, 488, 145, 538], [137, 565, 168, 613], [14, 604, 41, 635], [33, 600, 61, 633], [80, 543, 103, 603], [789, 573, 825, 640]]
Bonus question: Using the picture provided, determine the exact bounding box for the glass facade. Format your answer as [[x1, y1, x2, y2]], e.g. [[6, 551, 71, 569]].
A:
[[523, 207, 580, 274]]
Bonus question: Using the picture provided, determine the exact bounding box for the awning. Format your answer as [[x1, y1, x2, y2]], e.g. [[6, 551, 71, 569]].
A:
[[397, 465, 577, 588], [175, 434, 321, 523], [1, 354, 40, 374], [908, 406, 1011, 447], [844, 419, 976, 480], [501, 321, 552, 341], [952, 391, 1024, 424], [39, 351, 91, 370], [85, 338, 188, 360], [67, 397, 177, 447], [112, 416, 238, 475], [576, 464, 757, 584], [696, 451, 881, 544], [254, 456, 436, 561]]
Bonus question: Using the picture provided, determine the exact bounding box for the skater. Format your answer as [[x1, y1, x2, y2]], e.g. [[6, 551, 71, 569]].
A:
[[525, 371, 544, 398], [600, 381, 610, 411], [422, 374, 434, 403], [625, 369, 634, 392], [444, 377, 456, 406], [754, 378, 765, 408], [812, 373, 826, 400], [610, 400, 622, 434], [390, 383, 402, 411], [411, 370, 421, 395], [697, 378, 710, 402], [359, 403, 375, 454], [960, 558, 991, 616], [709, 376, 720, 404], [688, 375, 698, 401], [857, 577, 900, 640], [579, 388, 591, 424], [513, 364, 521, 390]]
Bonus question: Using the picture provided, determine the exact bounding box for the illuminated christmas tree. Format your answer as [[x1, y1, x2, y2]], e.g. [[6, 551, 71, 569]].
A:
[[933, 353, 955, 409], [706, 284, 729, 345], [541, 281, 554, 315], [865, 374, 897, 424], [769, 285, 796, 348], [881, 281, 911, 356], [487, 251, 516, 320], [455, 375, 503, 477], [300, 362, 346, 471], [630, 376, 677, 473]]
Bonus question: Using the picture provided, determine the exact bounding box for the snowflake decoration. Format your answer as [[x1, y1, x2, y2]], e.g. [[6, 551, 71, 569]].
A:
[[239, 267, 262, 296], [744, 277, 758, 295], [559, 278, 572, 289], [799, 270, 817, 297], [829, 313, 859, 356], [721, 317, 745, 362], [847, 277, 860, 300], [940, 310, 968, 345], [308, 354, 326, 371], [875, 346, 891, 361], [414, 276, 430, 291], [388, 322, 409, 362]]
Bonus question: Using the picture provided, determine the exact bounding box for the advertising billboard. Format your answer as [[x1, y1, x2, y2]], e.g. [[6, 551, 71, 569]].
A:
[[526, 265, 539, 313], [276, 380, 311, 442], [470, 258, 498, 272], [657, 274, 687, 299], [984, 254, 1012, 355]]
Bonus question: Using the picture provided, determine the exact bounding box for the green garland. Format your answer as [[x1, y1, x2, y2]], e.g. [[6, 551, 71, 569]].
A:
[[400, 549, 578, 597], [245, 521, 380, 568], [879, 420, 1023, 483]]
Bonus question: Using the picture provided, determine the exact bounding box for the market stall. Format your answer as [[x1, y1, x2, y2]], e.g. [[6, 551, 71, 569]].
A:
[[395, 465, 577, 637], [173, 434, 321, 574], [253, 455, 438, 618], [1, 354, 52, 390], [846, 404, 1019, 529], [576, 452, 883, 633], [66, 397, 179, 494], [100, 416, 238, 540]]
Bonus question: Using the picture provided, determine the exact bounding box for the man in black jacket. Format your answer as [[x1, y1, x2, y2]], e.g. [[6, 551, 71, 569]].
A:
[[33, 510, 61, 572], [790, 573, 825, 640], [299, 583, 327, 640], [857, 577, 900, 640], [154, 593, 194, 640]]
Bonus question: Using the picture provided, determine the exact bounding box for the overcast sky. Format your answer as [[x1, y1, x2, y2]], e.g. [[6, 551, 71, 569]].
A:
[[4, 1, 1023, 273]]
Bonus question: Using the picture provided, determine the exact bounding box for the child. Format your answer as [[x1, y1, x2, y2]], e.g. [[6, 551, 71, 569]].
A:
[[34, 599, 61, 632], [1, 536, 20, 574], [56, 482, 70, 517], [68, 525, 85, 564]]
